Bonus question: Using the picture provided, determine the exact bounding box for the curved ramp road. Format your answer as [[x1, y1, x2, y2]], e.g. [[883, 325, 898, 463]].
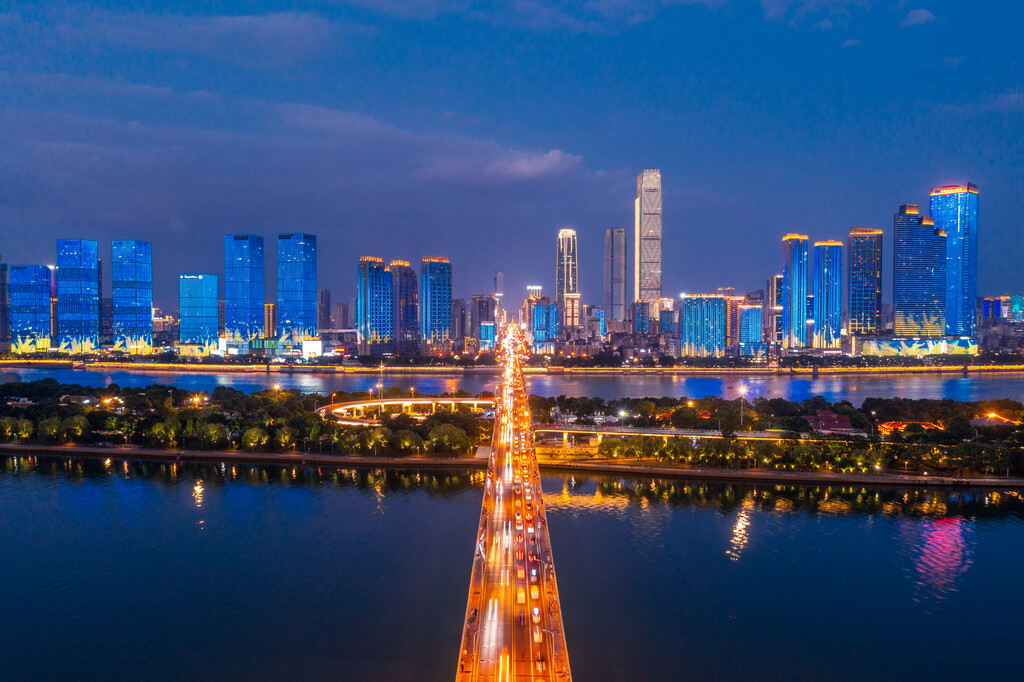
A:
[[457, 325, 572, 681]]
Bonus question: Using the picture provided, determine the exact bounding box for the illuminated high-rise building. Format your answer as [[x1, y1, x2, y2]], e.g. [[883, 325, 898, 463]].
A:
[[679, 294, 726, 357], [179, 274, 219, 354], [224, 234, 265, 345], [317, 288, 332, 330], [56, 239, 100, 353], [471, 294, 497, 351], [634, 169, 662, 306], [556, 228, 579, 328], [931, 184, 979, 336], [603, 227, 626, 322], [9, 265, 52, 353], [738, 305, 763, 343], [846, 227, 883, 336], [893, 204, 945, 336], [276, 233, 317, 343], [111, 240, 153, 354], [356, 257, 393, 356], [764, 274, 783, 345], [812, 241, 842, 349], [420, 256, 452, 355], [781, 234, 809, 349], [389, 260, 419, 356]]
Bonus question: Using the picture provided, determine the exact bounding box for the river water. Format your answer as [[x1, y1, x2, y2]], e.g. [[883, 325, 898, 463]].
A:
[[2, 456, 1021, 680], [7, 367, 1024, 404]]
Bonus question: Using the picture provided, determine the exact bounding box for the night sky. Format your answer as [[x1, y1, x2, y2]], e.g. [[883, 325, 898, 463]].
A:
[[2, 1, 1021, 310]]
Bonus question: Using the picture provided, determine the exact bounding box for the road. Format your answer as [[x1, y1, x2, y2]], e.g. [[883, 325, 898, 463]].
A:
[[457, 325, 572, 681]]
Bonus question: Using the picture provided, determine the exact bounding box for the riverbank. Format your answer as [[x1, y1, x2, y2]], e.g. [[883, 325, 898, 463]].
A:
[[5, 442, 1023, 489]]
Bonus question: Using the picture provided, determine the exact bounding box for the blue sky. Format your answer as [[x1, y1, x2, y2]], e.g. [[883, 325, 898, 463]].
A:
[[1, 1, 1021, 309]]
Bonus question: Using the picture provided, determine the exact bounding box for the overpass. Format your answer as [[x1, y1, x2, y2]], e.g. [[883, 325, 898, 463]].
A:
[[534, 424, 788, 445], [316, 397, 494, 426], [456, 324, 572, 680]]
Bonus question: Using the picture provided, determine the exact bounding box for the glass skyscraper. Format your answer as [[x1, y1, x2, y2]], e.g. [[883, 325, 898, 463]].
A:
[[604, 227, 626, 322], [56, 239, 100, 353], [9, 265, 51, 353], [389, 260, 420, 356], [679, 294, 726, 357], [111, 240, 153, 354], [812, 241, 842, 349], [738, 305, 763, 343], [420, 257, 452, 355], [276, 233, 318, 343], [846, 227, 883, 336], [781, 234, 809, 349], [893, 204, 945, 336], [179, 274, 219, 354], [556, 228, 579, 328], [634, 169, 662, 306], [356, 257, 393, 356], [531, 298, 560, 350], [931, 184, 979, 336], [763, 274, 783, 345], [224, 234, 265, 344]]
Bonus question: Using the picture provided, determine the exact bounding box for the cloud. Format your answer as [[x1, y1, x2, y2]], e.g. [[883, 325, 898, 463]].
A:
[[901, 8, 936, 27], [842, 38, 861, 46]]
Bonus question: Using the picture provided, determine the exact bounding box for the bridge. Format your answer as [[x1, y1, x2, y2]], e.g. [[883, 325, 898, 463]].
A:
[[456, 324, 572, 680], [315, 397, 494, 426]]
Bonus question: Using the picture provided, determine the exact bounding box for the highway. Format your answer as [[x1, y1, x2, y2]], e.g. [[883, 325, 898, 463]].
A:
[[457, 324, 572, 681]]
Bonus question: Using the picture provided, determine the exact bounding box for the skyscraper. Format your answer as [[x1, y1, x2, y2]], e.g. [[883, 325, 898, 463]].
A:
[[812, 241, 842, 349], [764, 274, 783, 345], [276, 233, 317, 343], [494, 270, 504, 320], [224, 234, 265, 345], [603, 227, 626, 322], [356, 256, 393, 356], [738, 305, 763, 343], [470, 294, 497, 350], [56, 239, 100, 353], [556, 228, 579, 328], [634, 168, 662, 306], [679, 294, 726, 357], [420, 256, 452, 355], [317, 288, 332, 330], [781, 234, 809, 349], [390, 260, 419, 356], [931, 184, 979, 336], [9, 265, 51, 353], [111, 240, 153, 354], [179, 274, 219, 355], [846, 227, 883, 336], [893, 204, 945, 336]]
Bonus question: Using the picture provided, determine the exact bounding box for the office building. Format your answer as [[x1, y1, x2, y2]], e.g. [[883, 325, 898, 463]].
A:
[[178, 274, 219, 355], [679, 294, 726, 357], [356, 257, 393, 356], [224, 234, 265, 344], [846, 227, 883, 336], [556, 228, 579, 328], [764, 274, 783, 345], [494, 270, 504, 321], [264, 303, 277, 339], [111, 240, 153, 354], [604, 227, 627, 322], [9, 265, 51, 353], [632, 300, 651, 334], [531, 296, 560, 352], [276, 233, 317, 343], [659, 308, 676, 335], [893, 204, 946, 336], [931, 184, 979, 336], [634, 168, 662, 306], [317, 288, 332, 330], [451, 297, 467, 353], [420, 257, 452, 355], [389, 261, 419, 355], [781, 234, 809, 349], [812, 241, 842, 349], [470, 294, 497, 350], [333, 301, 355, 330], [738, 305, 763, 343], [56, 239, 100, 353]]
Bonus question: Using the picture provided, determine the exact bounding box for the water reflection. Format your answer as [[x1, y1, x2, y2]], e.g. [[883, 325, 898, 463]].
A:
[[902, 517, 976, 602]]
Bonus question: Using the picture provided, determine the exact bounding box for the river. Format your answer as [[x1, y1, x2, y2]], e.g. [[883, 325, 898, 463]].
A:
[[2, 456, 1021, 680]]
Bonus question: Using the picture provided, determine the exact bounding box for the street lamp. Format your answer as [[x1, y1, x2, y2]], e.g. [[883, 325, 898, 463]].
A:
[[738, 385, 748, 427]]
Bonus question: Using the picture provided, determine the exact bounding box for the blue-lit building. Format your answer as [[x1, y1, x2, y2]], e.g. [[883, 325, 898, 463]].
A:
[[179, 274, 219, 355], [276, 233, 318, 344], [531, 299, 560, 352], [679, 294, 726, 357], [390, 260, 419, 356], [224, 234, 265, 346], [931, 184, 979, 337], [659, 308, 676, 335], [9, 265, 51, 353], [781, 234, 809, 349], [356, 257, 393, 356], [111, 240, 153, 354], [595, 308, 607, 337], [56, 239, 100, 353], [632, 300, 651, 334], [893, 204, 945, 337], [738, 305, 762, 343], [812, 241, 842, 349], [846, 227, 883, 336], [420, 257, 452, 356]]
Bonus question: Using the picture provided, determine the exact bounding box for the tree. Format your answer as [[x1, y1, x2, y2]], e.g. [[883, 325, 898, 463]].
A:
[[62, 415, 91, 443], [428, 423, 473, 454], [358, 427, 393, 453], [203, 423, 229, 447], [16, 419, 33, 441], [242, 427, 268, 451], [390, 429, 425, 454], [38, 417, 62, 442], [274, 426, 296, 451], [0, 417, 14, 441]]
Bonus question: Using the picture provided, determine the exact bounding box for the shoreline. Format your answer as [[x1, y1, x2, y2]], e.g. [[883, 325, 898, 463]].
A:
[[4, 442, 1023, 489]]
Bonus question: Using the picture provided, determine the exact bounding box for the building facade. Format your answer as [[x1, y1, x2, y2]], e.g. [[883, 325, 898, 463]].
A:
[[317, 288, 332, 330], [224, 234, 265, 345], [634, 168, 662, 306], [679, 294, 726, 357], [111, 239, 153, 354], [556, 228, 579, 328], [9, 265, 51, 353], [470, 294, 497, 351], [931, 184, 979, 336], [604, 227, 627, 322], [276, 233, 318, 344], [56, 239, 100, 353], [764, 274, 783, 345], [178, 274, 219, 354], [846, 227, 883, 336], [893, 204, 945, 336], [356, 257, 393, 356], [812, 241, 843, 349], [420, 257, 452, 356], [389, 261, 420, 356], [781, 234, 809, 349]]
